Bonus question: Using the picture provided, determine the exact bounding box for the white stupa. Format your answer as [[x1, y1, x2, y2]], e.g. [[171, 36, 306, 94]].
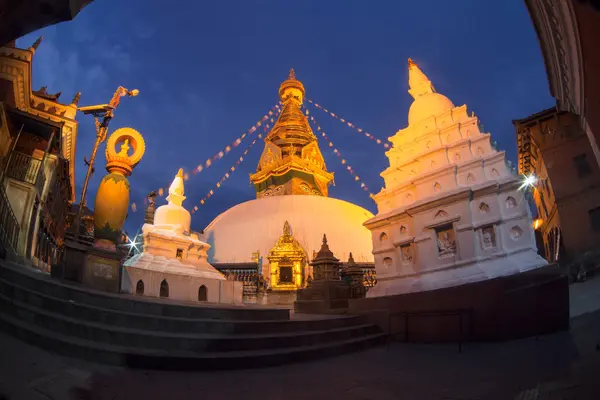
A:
[[365, 59, 547, 297], [121, 169, 243, 304]]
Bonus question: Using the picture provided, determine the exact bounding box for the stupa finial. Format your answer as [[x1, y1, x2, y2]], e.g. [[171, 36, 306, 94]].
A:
[[283, 220, 291, 235], [288, 68, 296, 80], [407, 57, 436, 99], [167, 168, 186, 207], [322, 234, 328, 246], [28, 36, 43, 53], [348, 252, 355, 264], [70, 92, 81, 106]]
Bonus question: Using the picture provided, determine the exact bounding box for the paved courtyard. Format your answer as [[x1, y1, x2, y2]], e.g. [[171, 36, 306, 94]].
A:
[[1, 277, 599, 400]]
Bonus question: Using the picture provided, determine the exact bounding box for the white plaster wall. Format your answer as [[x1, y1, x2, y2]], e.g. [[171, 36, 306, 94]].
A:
[[122, 267, 243, 304]]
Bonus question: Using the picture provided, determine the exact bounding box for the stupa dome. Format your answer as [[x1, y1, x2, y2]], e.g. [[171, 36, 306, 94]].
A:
[[203, 195, 375, 265], [408, 92, 455, 125]]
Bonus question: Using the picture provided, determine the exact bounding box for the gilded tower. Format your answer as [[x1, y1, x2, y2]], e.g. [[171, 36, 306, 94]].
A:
[[250, 69, 334, 198]]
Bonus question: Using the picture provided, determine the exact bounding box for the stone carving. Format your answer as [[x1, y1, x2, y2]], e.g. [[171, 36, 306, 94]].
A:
[[405, 193, 414, 205], [436, 226, 456, 258], [401, 245, 412, 264], [454, 153, 461, 162], [479, 202, 490, 213], [434, 210, 448, 219], [505, 196, 517, 209], [400, 225, 407, 235], [379, 232, 388, 242], [510, 226, 523, 240], [477, 147, 484, 156], [433, 182, 442, 192], [491, 168, 500, 177], [481, 226, 496, 249], [466, 173, 475, 184]]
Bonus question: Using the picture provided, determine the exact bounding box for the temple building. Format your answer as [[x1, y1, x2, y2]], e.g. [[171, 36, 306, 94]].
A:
[[525, 0, 600, 168], [0, 39, 78, 270], [122, 169, 243, 304], [365, 59, 547, 297], [514, 107, 600, 264], [203, 70, 375, 299]]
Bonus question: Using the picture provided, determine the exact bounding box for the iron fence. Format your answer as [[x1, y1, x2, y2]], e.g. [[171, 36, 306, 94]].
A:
[[0, 183, 20, 254]]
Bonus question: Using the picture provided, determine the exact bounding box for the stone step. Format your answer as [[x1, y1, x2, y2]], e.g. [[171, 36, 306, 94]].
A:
[[0, 292, 379, 352], [0, 278, 364, 334], [0, 310, 387, 370], [0, 262, 288, 321]]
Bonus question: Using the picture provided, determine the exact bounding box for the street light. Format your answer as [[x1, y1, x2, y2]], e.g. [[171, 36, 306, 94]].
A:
[[74, 86, 139, 237]]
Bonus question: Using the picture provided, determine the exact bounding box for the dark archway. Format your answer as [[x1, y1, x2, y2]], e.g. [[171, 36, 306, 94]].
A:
[[159, 279, 169, 298], [135, 280, 144, 295], [198, 285, 207, 301]]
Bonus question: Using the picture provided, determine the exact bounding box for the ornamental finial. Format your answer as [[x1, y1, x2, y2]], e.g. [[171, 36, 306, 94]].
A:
[[283, 220, 291, 235], [29, 36, 43, 53], [288, 68, 296, 80], [71, 92, 81, 106], [322, 233, 328, 245], [408, 57, 417, 69]]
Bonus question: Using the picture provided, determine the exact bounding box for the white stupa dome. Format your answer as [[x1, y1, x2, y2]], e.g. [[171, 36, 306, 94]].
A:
[[408, 92, 455, 125], [203, 195, 375, 264]]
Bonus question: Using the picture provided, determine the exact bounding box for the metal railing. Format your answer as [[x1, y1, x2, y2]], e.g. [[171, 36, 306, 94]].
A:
[[388, 309, 473, 353], [4, 151, 46, 195], [0, 183, 20, 254]]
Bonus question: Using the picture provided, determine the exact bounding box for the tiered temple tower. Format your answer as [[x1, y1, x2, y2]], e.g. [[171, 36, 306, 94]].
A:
[[365, 59, 546, 297], [250, 69, 334, 198]]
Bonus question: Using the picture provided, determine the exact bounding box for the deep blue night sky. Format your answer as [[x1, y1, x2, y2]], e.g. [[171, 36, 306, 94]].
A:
[[17, 0, 553, 234]]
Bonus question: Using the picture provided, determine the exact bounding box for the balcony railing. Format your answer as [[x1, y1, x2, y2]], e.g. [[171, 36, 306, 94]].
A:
[[0, 183, 20, 254], [4, 151, 46, 196]]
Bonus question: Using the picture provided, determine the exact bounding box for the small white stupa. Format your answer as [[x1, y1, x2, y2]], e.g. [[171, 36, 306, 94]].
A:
[[122, 169, 243, 304], [366, 59, 547, 297]]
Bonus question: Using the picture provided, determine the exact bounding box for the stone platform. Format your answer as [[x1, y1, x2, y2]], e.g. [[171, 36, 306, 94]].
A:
[[0, 261, 384, 370], [350, 264, 569, 342]]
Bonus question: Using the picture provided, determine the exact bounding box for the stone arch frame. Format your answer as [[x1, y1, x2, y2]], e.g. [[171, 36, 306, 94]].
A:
[[382, 257, 393, 269], [198, 285, 208, 301], [135, 280, 144, 295], [159, 279, 169, 298], [379, 232, 389, 242]]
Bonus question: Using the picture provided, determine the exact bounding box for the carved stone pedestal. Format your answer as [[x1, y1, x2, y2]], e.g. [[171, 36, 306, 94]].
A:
[[83, 246, 122, 293], [294, 234, 351, 314]]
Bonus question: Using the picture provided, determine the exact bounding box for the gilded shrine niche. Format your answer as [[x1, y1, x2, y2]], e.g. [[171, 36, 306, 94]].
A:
[[267, 221, 307, 291]]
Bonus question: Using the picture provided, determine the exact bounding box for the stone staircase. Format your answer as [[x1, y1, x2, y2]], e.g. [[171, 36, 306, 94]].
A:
[[0, 262, 385, 370]]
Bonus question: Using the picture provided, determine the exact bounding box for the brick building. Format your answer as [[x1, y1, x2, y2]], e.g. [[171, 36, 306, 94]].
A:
[[525, 0, 600, 168], [514, 107, 600, 263]]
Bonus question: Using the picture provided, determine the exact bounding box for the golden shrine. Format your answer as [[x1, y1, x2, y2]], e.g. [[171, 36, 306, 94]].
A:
[[267, 221, 307, 291], [250, 69, 334, 198]]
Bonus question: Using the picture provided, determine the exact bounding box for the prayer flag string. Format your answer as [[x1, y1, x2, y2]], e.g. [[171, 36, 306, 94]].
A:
[[306, 109, 373, 196], [305, 98, 390, 149], [131, 104, 280, 212], [192, 132, 263, 213]]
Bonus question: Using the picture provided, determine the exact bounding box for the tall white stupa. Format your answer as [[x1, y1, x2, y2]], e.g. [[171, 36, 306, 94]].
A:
[[122, 169, 243, 304], [365, 59, 547, 297]]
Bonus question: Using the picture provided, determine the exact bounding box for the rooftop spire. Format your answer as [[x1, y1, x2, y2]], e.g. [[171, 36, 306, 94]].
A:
[[407, 57, 436, 99], [28, 36, 43, 53], [288, 68, 296, 80], [167, 168, 186, 207], [70, 92, 81, 106]]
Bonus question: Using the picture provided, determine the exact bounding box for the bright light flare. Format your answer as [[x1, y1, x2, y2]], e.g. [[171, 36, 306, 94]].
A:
[[125, 233, 141, 256], [518, 173, 538, 191]]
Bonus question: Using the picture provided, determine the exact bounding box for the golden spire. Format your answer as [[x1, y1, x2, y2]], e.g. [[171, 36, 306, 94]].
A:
[[177, 168, 184, 178], [167, 168, 186, 207], [250, 69, 334, 198], [28, 36, 43, 53]]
